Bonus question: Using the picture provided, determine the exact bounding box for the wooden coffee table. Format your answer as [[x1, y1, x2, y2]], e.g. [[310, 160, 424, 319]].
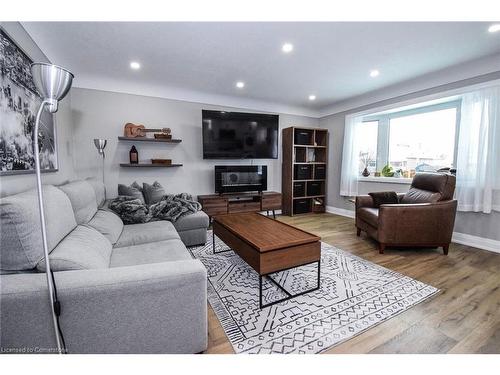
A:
[[212, 212, 321, 308]]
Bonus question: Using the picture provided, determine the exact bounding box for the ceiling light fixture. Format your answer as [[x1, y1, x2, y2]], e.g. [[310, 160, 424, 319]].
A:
[[308, 95, 316, 101], [370, 69, 380, 78], [488, 24, 500, 33], [282, 43, 294, 53], [130, 61, 141, 70], [236, 81, 245, 89]]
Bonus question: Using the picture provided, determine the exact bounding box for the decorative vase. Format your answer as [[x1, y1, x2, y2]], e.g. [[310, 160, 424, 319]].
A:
[[362, 167, 370, 177], [129, 145, 139, 164]]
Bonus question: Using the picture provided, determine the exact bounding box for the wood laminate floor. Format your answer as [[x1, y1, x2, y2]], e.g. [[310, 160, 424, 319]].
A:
[[204, 213, 500, 354]]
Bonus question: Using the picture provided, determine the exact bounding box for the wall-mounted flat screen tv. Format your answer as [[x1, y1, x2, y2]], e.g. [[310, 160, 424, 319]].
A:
[[202, 110, 279, 159]]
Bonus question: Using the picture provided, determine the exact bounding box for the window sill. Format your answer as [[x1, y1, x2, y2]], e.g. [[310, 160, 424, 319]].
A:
[[358, 176, 412, 185]]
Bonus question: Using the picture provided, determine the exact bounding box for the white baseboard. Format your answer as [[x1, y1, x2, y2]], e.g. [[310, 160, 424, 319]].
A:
[[325, 205, 355, 218], [325, 205, 500, 254], [451, 232, 500, 254]]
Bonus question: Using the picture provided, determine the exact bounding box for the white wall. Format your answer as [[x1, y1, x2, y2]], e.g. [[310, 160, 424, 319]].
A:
[[70, 88, 319, 198], [0, 22, 76, 197]]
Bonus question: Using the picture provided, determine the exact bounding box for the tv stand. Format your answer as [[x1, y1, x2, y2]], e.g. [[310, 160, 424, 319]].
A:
[[198, 191, 282, 219]]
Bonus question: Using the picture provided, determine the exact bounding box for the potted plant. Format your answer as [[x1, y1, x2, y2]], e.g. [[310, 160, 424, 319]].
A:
[[381, 164, 395, 177]]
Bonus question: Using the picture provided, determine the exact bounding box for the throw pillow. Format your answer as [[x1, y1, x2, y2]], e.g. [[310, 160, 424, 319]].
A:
[[143, 181, 166, 205], [368, 191, 399, 208], [118, 181, 145, 203]]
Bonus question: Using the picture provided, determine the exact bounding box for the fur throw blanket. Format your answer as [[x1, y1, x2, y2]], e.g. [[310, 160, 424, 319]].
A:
[[108, 193, 201, 224]]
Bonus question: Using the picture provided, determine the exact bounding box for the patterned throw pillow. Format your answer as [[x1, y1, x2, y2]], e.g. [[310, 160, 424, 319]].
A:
[[368, 191, 399, 208], [117, 181, 145, 203], [143, 181, 166, 205]]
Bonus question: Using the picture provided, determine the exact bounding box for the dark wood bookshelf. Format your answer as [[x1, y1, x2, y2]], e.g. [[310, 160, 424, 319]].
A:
[[282, 126, 329, 216], [118, 136, 182, 143], [292, 195, 326, 200], [293, 144, 327, 148]]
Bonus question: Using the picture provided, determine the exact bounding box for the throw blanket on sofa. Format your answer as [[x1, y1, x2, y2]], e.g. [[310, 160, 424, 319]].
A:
[[149, 193, 202, 222], [109, 193, 202, 224], [108, 196, 150, 224]]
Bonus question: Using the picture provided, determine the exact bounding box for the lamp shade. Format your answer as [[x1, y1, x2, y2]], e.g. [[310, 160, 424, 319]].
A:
[[94, 139, 107, 155], [31, 63, 74, 113]]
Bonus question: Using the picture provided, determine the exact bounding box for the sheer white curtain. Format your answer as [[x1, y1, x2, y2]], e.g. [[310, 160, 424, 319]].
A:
[[340, 114, 364, 196], [456, 86, 500, 213]]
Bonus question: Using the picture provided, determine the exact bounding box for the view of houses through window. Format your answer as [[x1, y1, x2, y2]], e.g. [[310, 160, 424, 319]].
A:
[[358, 101, 460, 178]]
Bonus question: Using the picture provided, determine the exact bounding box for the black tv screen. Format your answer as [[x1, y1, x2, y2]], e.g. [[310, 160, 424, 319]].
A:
[[202, 110, 279, 159]]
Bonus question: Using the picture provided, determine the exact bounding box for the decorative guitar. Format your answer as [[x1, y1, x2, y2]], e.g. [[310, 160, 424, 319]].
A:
[[124, 123, 171, 138]]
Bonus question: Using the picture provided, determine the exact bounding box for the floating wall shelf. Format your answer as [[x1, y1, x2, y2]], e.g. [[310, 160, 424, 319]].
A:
[[118, 136, 182, 143], [120, 163, 183, 168]]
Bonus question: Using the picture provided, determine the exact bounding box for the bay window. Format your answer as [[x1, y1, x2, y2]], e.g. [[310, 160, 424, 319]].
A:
[[359, 101, 461, 177], [341, 84, 500, 214]]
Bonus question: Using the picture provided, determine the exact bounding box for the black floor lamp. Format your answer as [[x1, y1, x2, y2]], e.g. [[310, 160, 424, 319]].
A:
[[31, 62, 74, 354]]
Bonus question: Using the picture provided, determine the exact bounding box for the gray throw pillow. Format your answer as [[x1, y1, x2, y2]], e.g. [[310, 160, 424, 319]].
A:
[[118, 181, 145, 203], [143, 181, 166, 205]]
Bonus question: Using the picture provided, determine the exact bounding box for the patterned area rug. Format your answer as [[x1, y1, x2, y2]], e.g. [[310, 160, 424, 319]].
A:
[[190, 231, 439, 354]]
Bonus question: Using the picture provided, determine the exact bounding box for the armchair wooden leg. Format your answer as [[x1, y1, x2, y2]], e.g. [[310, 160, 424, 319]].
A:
[[379, 243, 385, 254], [443, 244, 449, 256], [356, 228, 361, 237]]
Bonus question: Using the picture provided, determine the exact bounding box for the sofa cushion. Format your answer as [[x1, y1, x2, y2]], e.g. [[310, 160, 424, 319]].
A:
[[110, 239, 192, 268], [142, 181, 165, 205], [85, 177, 106, 207], [86, 209, 124, 245], [357, 207, 379, 228], [401, 188, 441, 204], [172, 211, 210, 232], [176, 228, 208, 247], [114, 221, 180, 248], [58, 180, 98, 224], [0, 186, 77, 271], [118, 181, 145, 203], [37, 225, 112, 271], [368, 191, 398, 208]]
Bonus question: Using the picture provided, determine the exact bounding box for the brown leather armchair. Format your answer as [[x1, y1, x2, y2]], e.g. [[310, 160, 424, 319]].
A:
[[355, 173, 457, 255]]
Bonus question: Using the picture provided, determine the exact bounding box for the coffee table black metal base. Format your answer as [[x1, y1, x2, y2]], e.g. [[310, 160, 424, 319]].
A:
[[259, 260, 321, 309], [212, 230, 233, 254], [212, 228, 321, 308]]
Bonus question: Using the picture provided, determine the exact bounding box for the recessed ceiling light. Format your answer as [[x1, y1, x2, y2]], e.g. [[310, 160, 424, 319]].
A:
[[488, 24, 500, 33], [308, 95, 316, 101], [236, 81, 245, 89], [370, 69, 380, 78], [282, 43, 294, 53], [130, 61, 141, 70]]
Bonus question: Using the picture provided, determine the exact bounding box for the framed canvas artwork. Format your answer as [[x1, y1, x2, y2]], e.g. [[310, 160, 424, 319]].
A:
[[0, 27, 58, 175]]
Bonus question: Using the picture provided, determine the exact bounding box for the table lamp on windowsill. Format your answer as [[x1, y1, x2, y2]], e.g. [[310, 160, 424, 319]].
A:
[[31, 62, 74, 355]]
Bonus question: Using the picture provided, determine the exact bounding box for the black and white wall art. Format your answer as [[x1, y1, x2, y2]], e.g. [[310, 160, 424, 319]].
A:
[[0, 27, 57, 175]]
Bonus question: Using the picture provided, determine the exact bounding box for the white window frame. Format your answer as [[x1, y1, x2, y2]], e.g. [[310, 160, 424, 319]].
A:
[[361, 99, 462, 181]]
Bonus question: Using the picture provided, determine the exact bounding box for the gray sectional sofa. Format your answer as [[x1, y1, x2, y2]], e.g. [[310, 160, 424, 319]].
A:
[[0, 179, 209, 354]]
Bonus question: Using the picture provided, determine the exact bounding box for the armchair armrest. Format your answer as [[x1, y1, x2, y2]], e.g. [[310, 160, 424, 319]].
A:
[[1, 260, 207, 354], [378, 200, 457, 245], [355, 195, 374, 209]]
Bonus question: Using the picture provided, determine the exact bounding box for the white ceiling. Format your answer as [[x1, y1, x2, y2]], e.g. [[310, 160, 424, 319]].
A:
[[22, 22, 500, 116]]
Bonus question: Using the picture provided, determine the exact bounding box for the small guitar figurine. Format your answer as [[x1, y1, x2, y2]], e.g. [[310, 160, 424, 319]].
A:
[[124, 123, 171, 138]]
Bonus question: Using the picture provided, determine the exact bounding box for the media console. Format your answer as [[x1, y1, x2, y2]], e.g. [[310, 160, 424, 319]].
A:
[[198, 191, 282, 219]]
